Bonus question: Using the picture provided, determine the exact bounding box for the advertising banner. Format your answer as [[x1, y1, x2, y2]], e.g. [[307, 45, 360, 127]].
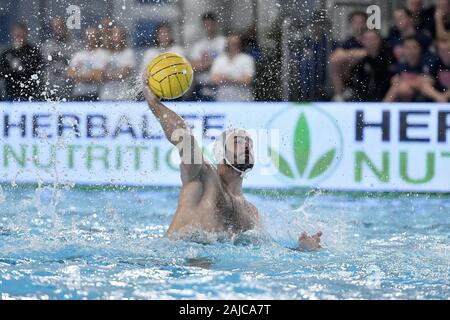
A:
[[0, 102, 449, 192]]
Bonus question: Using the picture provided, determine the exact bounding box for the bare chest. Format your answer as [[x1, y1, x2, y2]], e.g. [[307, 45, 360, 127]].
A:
[[176, 165, 259, 233], [213, 191, 258, 232]]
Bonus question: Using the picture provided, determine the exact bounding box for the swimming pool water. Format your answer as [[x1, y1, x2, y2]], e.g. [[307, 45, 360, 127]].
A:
[[0, 186, 449, 299]]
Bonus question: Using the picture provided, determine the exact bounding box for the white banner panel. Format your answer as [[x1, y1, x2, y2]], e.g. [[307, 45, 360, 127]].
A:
[[0, 101, 449, 192]]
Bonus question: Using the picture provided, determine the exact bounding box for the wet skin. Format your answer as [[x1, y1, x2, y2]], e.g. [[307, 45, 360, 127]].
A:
[[142, 75, 321, 250]]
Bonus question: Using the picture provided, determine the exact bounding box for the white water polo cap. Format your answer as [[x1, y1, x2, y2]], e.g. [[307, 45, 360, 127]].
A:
[[213, 128, 255, 178]]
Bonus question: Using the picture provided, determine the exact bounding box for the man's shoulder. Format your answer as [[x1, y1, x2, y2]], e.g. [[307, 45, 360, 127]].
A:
[[192, 38, 208, 49], [201, 161, 218, 175], [387, 27, 400, 39], [95, 48, 110, 58], [143, 47, 160, 56], [341, 36, 363, 49], [181, 159, 217, 178], [213, 53, 228, 63], [194, 36, 226, 49], [72, 50, 88, 59], [243, 196, 258, 211], [236, 53, 254, 63], [167, 45, 186, 57], [215, 35, 226, 45], [116, 48, 135, 61]]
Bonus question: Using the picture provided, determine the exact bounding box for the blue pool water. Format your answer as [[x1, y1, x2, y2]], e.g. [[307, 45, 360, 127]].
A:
[[0, 186, 448, 299]]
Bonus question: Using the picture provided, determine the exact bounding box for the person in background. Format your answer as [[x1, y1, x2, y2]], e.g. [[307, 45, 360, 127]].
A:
[[387, 7, 432, 62], [241, 24, 261, 63], [67, 27, 109, 101], [0, 22, 43, 101], [298, 10, 336, 101], [383, 36, 434, 102], [100, 25, 135, 101], [141, 76, 322, 250], [99, 17, 115, 51], [434, 1, 450, 41], [189, 12, 226, 100], [419, 39, 450, 101], [422, 0, 450, 39], [139, 23, 185, 76], [41, 16, 76, 101], [349, 30, 395, 101], [210, 33, 255, 102], [406, 0, 426, 30], [329, 11, 368, 101]]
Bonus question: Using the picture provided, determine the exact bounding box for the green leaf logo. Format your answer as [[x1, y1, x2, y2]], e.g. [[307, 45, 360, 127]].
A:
[[308, 148, 336, 179], [269, 147, 294, 179], [294, 114, 310, 177], [268, 111, 340, 182]]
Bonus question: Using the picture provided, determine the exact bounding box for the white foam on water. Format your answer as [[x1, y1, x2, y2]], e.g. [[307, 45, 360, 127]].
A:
[[0, 185, 6, 204], [258, 190, 353, 254]]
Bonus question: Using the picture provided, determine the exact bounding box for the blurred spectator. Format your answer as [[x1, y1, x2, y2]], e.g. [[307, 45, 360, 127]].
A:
[[406, 0, 427, 30], [435, 1, 450, 41], [423, 0, 450, 39], [387, 8, 432, 61], [190, 12, 226, 100], [0, 22, 43, 101], [139, 23, 185, 76], [329, 11, 368, 101], [210, 33, 255, 101], [241, 24, 261, 63], [298, 11, 337, 101], [349, 30, 395, 101], [41, 16, 76, 101], [420, 39, 450, 101], [67, 27, 108, 101], [383, 36, 433, 102], [100, 25, 135, 101], [99, 17, 115, 50]]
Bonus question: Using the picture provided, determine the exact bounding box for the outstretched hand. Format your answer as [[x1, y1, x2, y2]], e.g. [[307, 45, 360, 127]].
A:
[[142, 70, 160, 106], [297, 231, 322, 251]]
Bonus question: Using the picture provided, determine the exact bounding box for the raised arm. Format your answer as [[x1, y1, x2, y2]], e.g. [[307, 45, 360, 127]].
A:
[[142, 77, 204, 182], [435, 9, 450, 41]]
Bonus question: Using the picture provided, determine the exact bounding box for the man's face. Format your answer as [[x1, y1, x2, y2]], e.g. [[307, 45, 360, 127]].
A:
[[111, 26, 122, 45], [99, 18, 113, 47], [227, 35, 241, 56], [51, 18, 66, 40], [394, 10, 413, 31], [351, 15, 367, 35], [362, 31, 381, 54], [101, 18, 114, 30], [157, 26, 172, 47], [86, 28, 99, 48], [11, 26, 26, 45], [202, 18, 217, 36], [224, 131, 255, 171], [404, 40, 422, 64], [407, 0, 423, 13], [436, 0, 450, 13]]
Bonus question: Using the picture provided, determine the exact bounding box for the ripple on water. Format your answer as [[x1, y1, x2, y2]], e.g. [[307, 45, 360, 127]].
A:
[[0, 188, 449, 299]]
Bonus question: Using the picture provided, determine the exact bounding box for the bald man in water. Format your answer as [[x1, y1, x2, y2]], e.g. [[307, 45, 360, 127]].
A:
[[142, 79, 322, 251]]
